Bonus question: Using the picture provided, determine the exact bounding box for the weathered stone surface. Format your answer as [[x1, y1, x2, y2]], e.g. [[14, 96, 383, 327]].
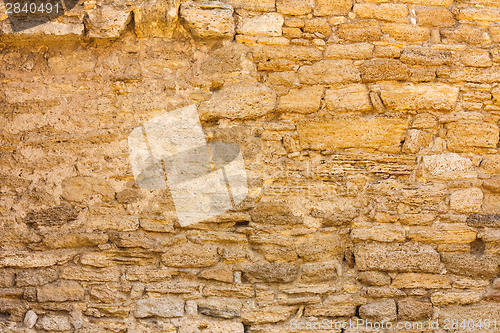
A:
[[314, 0, 352, 16], [161, 242, 218, 268], [355, 243, 441, 273], [417, 7, 455, 27], [134, 297, 184, 318], [359, 299, 397, 322], [361, 59, 409, 82], [447, 121, 499, 152], [354, 3, 408, 23], [449, 188, 484, 214], [324, 84, 372, 112], [358, 271, 391, 286], [85, 5, 131, 38], [198, 297, 242, 319], [431, 291, 482, 306], [409, 223, 477, 244], [380, 83, 459, 112], [24, 310, 38, 329], [134, 0, 180, 38], [305, 294, 358, 317], [400, 47, 452, 66], [398, 299, 433, 321], [338, 20, 382, 42], [180, 1, 234, 38], [296, 233, 345, 261], [325, 43, 374, 60], [381, 23, 430, 42], [0, 251, 75, 268], [242, 262, 299, 283], [199, 82, 276, 120], [37, 280, 84, 302], [237, 13, 284, 37], [61, 176, 114, 202], [36, 314, 72, 331], [242, 305, 297, 324], [277, 0, 312, 15], [297, 118, 407, 153], [351, 223, 406, 243], [278, 86, 324, 114], [441, 253, 499, 279], [298, 60, 360, 85], [392, 273, 451, 289], [402, 129, 433, 154], [16, 268, 58, 287], [483, 176, 500, 193], [300, 260, 339, 283], [421, 153, 477, 181]]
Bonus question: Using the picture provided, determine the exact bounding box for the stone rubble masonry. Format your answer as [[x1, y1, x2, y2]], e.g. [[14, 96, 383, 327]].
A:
[[1, 0, 500, 331]]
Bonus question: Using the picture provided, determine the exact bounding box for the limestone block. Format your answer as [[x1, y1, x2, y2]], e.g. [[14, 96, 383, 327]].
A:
[[314, 0, 352, 16], [431, 291, 482, 306], [0, 250, 75, 268], [180, 1, 234, 38], [36, 314, 72, 332], [446, 121, 499, 152], [359, 299, 397, 322], [241, 305, 297, 324], [325, 43, 374, 59], [337, 19, 382, 42], [402, 129, 433, 154], [199, 82, 276, 120], [324, 84, 372, 112], [297, 117, 407, 153], [354, 243, 441, 273], [300, 260, 339, 283], [421, 153, 477, 180], [37, 281, 84, 302], [417, 7, 455, 27], [134, 0, 180, 38], [161, 242, 218, 268], [16, 268, 58, 287], [353, 3, 408, 23], [242, 262, 299, 283], [277, 0, 312, 15], [298, 60, 360, 84], [278, 86, 324, 114], [391, 273, 451, 289], [397, 299, 433, 321], [134, 297, 184, 318], [380, 82, 459, 112], [358, 271, 391, 286], [441, 253, 500, 279], [351, 223, 406, 242], [361, 59, 409, 82], [237, 13, 283, 37], [450, 188, 484, 214], [381, 23, 430, 42], [400, 47, 452, 66], [84, 5, 131, 38], [409, 223, 478, 243], [197, 297, 242, 319]]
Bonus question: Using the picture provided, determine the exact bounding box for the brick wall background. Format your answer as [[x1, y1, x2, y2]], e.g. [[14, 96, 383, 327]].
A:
[[0, 0, 500, 331]]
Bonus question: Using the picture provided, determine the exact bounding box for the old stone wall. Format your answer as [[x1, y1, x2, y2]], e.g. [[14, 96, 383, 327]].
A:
[[0, 0, 500, 331]]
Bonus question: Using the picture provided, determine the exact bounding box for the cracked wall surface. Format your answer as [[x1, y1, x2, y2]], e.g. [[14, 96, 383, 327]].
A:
[[0, 0, 500, 331]]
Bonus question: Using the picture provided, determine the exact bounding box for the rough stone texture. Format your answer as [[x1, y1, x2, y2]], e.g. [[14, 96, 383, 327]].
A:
[[1, 0, 499, 330]]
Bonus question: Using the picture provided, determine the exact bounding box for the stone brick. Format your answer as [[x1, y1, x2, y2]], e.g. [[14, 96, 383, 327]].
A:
[[431, 291, 482, 306], [161, 242, 218, 268], [351, 223, 406, 242], [85, 5, 131, 38], [337, 20, 382, 42], [225, 0, 275, 11], [409, 223, 477, 244], [60, 266, 121, 282], [37, 280, 84, 302], [447, 121, 499, 152], [448, 66, 500, 83], [199, 82, 276, 120], [278, 86, 324, 114], [303, 18, 331, 38], [296, 233, 345, 261], [242, 262, 299, 283], [355, 243, 441, 273], [353, 3, 408, 23], [180, 1, 235, 38], [359, 299, 397, 322], [134, 297, 184, 318], [380, 82, 459, 112], [400, 47, 452, 66], [460, 49, 492, 67], [61, 176, 114, 202], [483, 176, 500, 193], [237, 13, 284, 37], [16, 268, 58, 287], [298, 60, 360, 85], [297, 117, 407, 153], [381, 23, 430, 42], [305, 294, 358, 317], [277, 0, 312, 15], [324, 84, 372, 112], [358, 271, 391, 286], [360, 59, 409, 82], [203, 283, 255, 298], [300, 260, 339, 283], [36, 314, 72, 332], [325, 43, 374, 60], [314, 0, 352, 16], [197, 297, 242, 319], [133, 0, 180, 38], [392, 273, 451, 289], [416, 7, 455, 27], [398, 299, 433, 321], [252, 45, 323, 62], [441, 253, 499, 279], [0, 250, 75, 268], [480, 155, 500, 174], [241, 305, 297, 324], [421, 153, 477, 181], [449, 188, 484, 214], [441, 25, 488, 45], [456, 8, 500, 22], [402, 129, 433, 154]]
